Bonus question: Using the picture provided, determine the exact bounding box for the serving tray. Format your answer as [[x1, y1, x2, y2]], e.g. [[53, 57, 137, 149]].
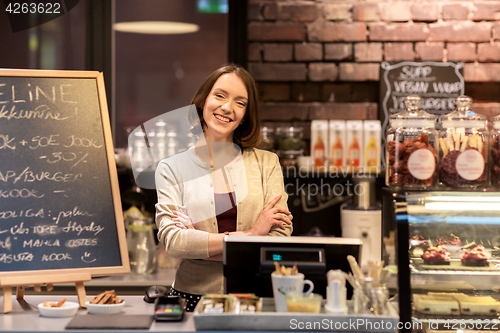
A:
[[193, 298, 399, 332], [411, 259, 500, 273]]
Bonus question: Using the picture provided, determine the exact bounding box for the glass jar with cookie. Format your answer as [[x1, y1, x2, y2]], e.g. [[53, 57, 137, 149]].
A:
[[385, 94, 438, 189], [438, 95, 489, 188], [490, 114, 500, 188]]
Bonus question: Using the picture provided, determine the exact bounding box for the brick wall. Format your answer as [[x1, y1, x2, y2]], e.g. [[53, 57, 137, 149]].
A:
[[247, 0, 500, 143]]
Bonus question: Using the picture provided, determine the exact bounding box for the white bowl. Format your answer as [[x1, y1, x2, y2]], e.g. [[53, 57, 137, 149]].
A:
[[85, 301, 125, 315], [38, 301, 79, 318]]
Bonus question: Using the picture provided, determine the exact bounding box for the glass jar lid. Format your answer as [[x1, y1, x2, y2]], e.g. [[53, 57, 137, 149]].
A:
[[276, 126, 303, 138], [261, 126, 275, 133], [277, 126, 303, 133], [492, 114, 500, 129], [390, 95, 436, 128], [440, 95, 486, 128]]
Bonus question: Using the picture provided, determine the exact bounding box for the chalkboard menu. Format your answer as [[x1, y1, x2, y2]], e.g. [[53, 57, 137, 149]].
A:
[[379, 61, 465, 167], [380, 61, 465, 133], [0, 69, 129, 277]]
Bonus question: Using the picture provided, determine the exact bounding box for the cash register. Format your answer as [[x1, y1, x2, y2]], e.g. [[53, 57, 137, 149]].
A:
[[223, 236, 362, 298]]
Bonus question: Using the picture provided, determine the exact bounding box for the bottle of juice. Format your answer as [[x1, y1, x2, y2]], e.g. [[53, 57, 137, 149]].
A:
[[330, 131, 343, 167], [365, 132, 378, 167], [314, 134, 326, 167], [329, 120, 346, 171], [348, 133, 360, 167], [311, 120, 329, 170]]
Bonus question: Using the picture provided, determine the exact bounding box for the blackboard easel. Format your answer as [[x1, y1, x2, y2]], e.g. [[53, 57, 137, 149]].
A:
[[0, 69, 130, 313], [0, 272, 91, 312]]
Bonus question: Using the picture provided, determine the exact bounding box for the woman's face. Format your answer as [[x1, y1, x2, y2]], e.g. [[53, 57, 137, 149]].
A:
[[202, 73, 248, 143]]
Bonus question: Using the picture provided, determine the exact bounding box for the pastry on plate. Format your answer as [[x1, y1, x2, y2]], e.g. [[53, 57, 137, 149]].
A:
[[435, 234, 461, 247], [422, 246, 451, 265], [426, 293, 500, 316], [461, 244, 491, 267], [413, 294, 459, 315]]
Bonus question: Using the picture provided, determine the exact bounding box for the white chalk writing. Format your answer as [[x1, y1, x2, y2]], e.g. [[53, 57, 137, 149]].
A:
[[41, 253, 72, 261], [0, 167, 82, 184], [0, 83, 77, 105], [0, 105, 69, 121], [0, 252, 34, 263], [62, 221, 105, 236], [23, 239, 60, 248]]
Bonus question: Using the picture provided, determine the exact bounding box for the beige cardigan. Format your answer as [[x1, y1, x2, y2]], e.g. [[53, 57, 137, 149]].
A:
[[155, 147, 293, 295]]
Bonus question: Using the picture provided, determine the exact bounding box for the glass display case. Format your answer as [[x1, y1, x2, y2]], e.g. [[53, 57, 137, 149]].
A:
[[386, 191, 500, 331]]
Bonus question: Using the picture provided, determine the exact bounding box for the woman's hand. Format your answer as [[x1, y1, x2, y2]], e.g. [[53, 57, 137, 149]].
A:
[[248, 195, 291, 236], [172, 210, 194, 230]]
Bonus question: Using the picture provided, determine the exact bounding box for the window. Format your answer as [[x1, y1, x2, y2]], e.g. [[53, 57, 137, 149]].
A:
[[0, 2, 85, 70], [113, 0, 229, 148]]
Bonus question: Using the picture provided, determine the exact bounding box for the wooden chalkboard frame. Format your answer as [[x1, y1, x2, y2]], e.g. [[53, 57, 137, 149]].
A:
[[0, 69, 129, 310]]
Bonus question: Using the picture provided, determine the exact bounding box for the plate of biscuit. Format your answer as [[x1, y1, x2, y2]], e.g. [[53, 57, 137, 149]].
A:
[[38, 298, 79, 318], [86, 290, 125, 315]]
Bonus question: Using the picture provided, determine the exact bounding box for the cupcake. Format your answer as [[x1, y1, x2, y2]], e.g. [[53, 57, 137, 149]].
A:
[[422, 246, 451, 265], [435, 234, 461, 247], [461, 244, 491, 267]]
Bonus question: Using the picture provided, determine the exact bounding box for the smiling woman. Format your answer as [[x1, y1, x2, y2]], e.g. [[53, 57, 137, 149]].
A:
[[202, 73, 247, 143], [155, 64, 293, 311], [188, 65, 261, 149]]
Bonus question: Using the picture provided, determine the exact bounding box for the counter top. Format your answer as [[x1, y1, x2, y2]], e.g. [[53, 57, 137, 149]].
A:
[[1, 295, 401, 333], [3, 295, 332, 333], [0, 295, 192, 333]]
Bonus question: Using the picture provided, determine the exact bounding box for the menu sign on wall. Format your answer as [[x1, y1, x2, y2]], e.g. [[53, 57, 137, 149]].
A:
[[0, 69, 129, 277], [379, 61, 465, 166]]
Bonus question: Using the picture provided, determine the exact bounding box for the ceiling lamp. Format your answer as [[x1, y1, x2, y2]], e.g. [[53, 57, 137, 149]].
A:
[[114, 21, 199, 35]]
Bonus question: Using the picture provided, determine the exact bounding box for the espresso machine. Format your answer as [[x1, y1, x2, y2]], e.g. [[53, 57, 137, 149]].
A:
[[341, 176, 382, 271]]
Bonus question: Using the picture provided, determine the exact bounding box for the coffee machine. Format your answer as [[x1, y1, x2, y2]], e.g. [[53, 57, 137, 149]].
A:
[[340, 176, 382, 271]]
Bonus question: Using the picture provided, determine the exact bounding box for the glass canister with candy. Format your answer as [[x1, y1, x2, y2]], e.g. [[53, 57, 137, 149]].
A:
[[385, 95, 439, 189], [491, 115, 500, 188], [438, 95, 489, 188]]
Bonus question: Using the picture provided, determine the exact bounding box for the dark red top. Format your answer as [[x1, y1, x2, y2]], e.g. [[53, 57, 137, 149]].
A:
[[215, 191, 237, 233]]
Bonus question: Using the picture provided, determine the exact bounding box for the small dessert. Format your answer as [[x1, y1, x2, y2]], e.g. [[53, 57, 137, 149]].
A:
[[201, 295, 232, 313], [89, 290, 124, 304], [492, 245, 500, 257], [413, 294, 459, 315], [461, 242, 477, 250], [426, 293, 500, 316], [435, 234, 461, 246], [459, 296, 500, 316], [273, 262, 298, 276], [461, 244, 491, 266], [410, 236, 430, 257], [422, 246, 451, 265], [42, 298, 67, 308]]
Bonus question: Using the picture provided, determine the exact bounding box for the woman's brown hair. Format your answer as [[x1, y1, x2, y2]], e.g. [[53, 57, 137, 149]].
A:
[[188, 64, 261, 149]]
